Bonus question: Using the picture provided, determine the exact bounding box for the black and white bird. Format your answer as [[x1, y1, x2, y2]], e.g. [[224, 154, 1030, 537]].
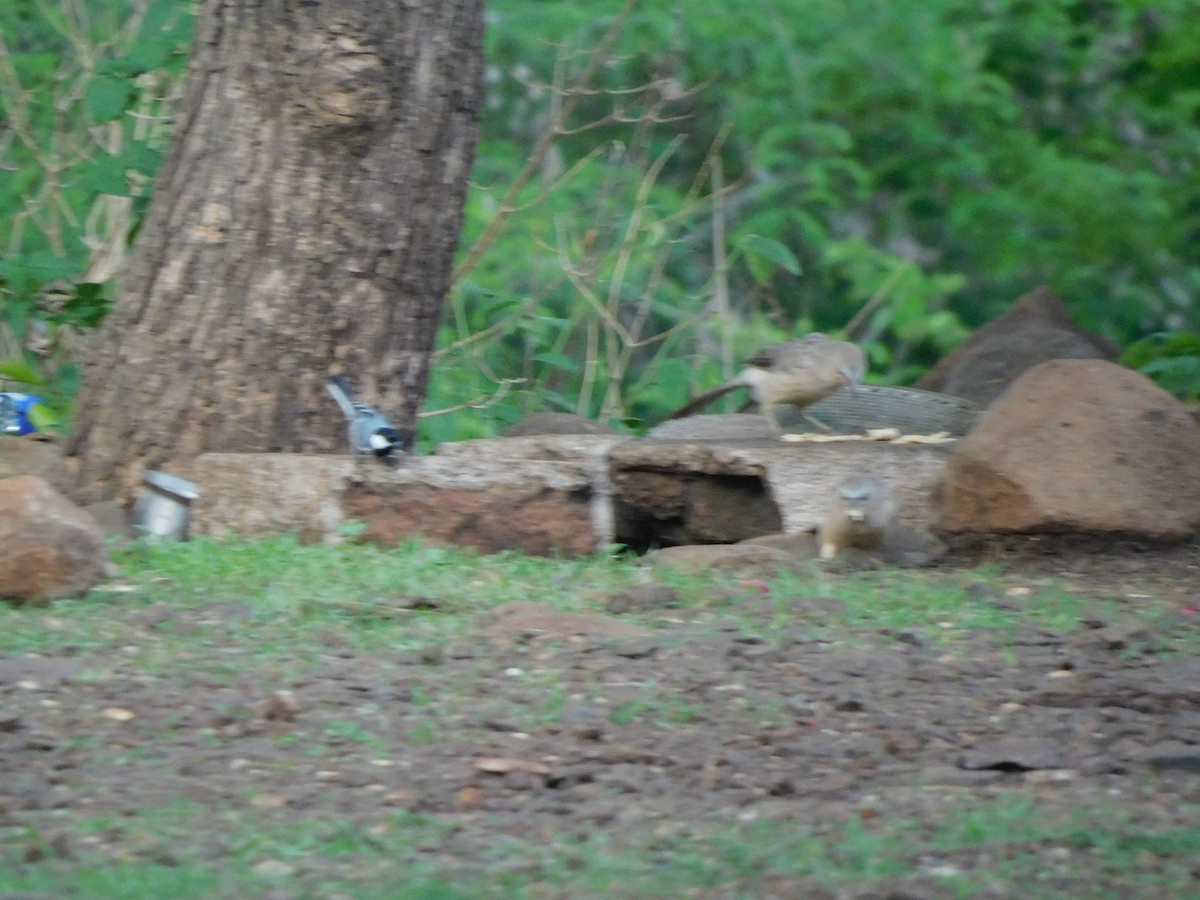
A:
[[326, 375, 402, 463]]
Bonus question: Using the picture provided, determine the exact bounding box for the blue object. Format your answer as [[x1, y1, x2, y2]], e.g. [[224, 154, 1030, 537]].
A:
[[0, 392, 42, 435]]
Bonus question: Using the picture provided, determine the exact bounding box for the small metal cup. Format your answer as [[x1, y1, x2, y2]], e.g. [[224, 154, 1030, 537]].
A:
[[134, 470, 200, 540]]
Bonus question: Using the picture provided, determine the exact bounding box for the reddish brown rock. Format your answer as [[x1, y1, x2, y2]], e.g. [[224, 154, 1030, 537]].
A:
[[344, 482, 595, 557], [932, 359, 1200, 537], [918, 285, 1118, 407], [191, 450, 603, 556], [0, 475, 108, 603]]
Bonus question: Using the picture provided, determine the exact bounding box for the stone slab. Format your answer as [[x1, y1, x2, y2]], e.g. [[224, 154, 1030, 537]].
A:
[[190, 433, 953, 554], [611, 438, 953, 546]]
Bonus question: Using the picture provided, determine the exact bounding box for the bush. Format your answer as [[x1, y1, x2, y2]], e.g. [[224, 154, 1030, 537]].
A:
[[5, 0, 1198, 438]]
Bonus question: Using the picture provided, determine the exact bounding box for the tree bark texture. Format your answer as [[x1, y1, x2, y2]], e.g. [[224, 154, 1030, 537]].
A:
[[66, 0, 484, 502]]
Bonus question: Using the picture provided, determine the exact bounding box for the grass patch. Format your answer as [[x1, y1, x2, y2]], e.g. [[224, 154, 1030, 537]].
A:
[[1, 537, 1184, 663], [3, 536, 1197, 898], [5, 795, 1199, 898]]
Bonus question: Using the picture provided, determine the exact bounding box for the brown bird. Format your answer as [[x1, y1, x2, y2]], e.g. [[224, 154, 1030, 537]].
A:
[[818, 475, 897, 560], [665, 333, 867, 432]]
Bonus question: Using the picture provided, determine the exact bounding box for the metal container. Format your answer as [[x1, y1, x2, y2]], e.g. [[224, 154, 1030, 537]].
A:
[[778, 384, 982, 436], [134, 470, 200, 540]]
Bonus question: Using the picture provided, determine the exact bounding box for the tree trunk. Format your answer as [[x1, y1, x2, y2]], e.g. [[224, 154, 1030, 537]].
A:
[[66, 0, 484, 502]]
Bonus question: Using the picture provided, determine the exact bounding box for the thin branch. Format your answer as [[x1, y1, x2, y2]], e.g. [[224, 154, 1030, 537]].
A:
[[843, 261, 912, 339], [419, 378, 525, 418], [451, 0, 642, 285]]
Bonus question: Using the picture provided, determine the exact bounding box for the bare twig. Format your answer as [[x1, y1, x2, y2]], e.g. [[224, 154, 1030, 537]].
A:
[[419, 378, 525, 417], [451, 0, 642, 285], [843, 260, 912, 339]]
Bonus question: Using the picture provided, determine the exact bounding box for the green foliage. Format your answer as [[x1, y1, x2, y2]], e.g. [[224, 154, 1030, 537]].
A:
[[1121, 331, 1200, 400], [0, 0, 195, 429], [430, 0, 1200, 439], [7, 0, 1200, 440]]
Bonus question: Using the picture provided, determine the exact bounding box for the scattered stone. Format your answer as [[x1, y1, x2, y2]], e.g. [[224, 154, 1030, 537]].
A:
[[0, 476, 109, 603], [604, 583, 682, 613], [932, 359, 1200, 537], [252, 859, 296, 879], [917, 285, 1118, 407], [820, 548, 884, 574], [610, 638, 661, 659], [1139, 741, 1200, 774], [880, 526, 947, 568], [261, 691, 298, 722], [740, 530, 821, 558], [472, 756, 553, 776], [1087, 621, 1163, 653], [959, 736, 1067, 771], [482, 601, 649, 644], [642, 543, 804, 575]]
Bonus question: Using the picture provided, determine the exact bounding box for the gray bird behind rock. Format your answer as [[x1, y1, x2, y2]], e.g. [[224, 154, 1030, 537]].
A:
[[665, 333, 867, 433], [327, 375, 402, 465]]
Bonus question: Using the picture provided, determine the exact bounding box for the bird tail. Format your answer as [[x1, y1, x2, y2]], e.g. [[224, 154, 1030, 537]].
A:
[[663, 382, 743, 421], [326, 375, 359, 420]]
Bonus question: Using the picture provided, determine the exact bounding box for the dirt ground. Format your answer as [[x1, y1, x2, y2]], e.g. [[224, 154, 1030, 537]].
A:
[[3, 540, 1200, 896]]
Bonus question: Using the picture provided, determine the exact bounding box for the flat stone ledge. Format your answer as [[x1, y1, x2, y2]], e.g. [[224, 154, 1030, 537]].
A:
[[192, 454, 353, 543], [613, 438, 953, 547], [191, 445, 609, 556], [189, 434, 954, 555]]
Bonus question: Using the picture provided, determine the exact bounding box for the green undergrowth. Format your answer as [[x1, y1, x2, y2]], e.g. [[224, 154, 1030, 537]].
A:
[[0, 535, 1188, 664], [5, 794, 1199, 898]]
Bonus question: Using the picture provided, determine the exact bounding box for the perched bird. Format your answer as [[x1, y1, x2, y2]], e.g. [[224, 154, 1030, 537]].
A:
[[664, 333, 866, 433], [818, 475, 897, 560], [326, 375, 402, 463]]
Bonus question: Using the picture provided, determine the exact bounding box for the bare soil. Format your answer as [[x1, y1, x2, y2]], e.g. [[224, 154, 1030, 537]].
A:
[[4, 541, 1200, 896]]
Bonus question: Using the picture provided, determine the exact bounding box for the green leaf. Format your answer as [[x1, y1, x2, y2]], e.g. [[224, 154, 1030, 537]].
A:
[[76, 154, 131, 196], [63, 284, 111, 329], [85, 74, 133, 122], [122, 143, 165, 177], [0, 252, 80, 287], [738, 234, 802, 285], [0, 359, 46, 386], [27, 402, 60, 431], [533, 352, 581, 373]]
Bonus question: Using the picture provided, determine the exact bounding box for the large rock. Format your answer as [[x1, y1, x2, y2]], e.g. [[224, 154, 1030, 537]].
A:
[[0, 475, 108, 603], [918, 285, 1118, 407], [932, 359, 1200, 537]]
